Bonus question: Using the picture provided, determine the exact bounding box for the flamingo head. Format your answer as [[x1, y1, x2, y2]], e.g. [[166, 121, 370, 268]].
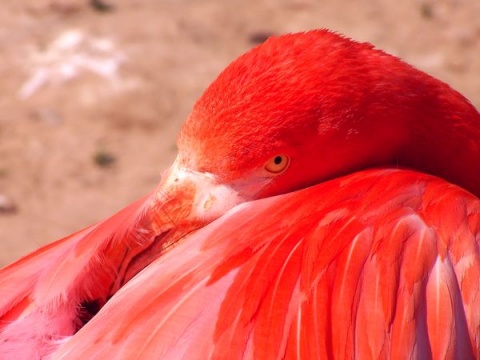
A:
[[174, 30, 412, 202], [144, 30, 417, 245], [139, 29, 479, 263]]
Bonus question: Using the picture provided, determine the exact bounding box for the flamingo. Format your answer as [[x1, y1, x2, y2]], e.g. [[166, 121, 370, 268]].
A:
[[1, 29, 480, 359]]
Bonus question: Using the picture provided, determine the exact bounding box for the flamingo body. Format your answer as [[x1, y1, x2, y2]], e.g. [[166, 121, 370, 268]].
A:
[[1, 30, 480, 359], [55, 170, 480, 359]]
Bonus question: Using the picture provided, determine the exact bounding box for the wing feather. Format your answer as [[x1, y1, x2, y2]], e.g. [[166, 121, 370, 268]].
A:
[[0, 194, 157, 357], [45, 169, 480, 359]]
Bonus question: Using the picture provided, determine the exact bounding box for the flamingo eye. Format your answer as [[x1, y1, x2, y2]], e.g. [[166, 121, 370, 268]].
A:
[[264, 155, 290, 174]]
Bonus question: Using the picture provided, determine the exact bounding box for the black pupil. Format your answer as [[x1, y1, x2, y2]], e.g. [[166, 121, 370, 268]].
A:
[[274, 156, 283, 165]]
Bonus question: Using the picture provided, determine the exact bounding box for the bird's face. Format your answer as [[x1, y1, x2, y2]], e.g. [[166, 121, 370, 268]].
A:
[[143, 30, 409, 258], [173, 31, 408, 201]]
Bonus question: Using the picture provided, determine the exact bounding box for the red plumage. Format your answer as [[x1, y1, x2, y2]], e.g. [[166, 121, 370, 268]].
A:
[[49, 170, 479, 359], [1, 30, 480, 359]]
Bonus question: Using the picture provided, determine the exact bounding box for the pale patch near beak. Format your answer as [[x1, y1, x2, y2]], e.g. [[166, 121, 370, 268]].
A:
[[162, 159, 245, 224]]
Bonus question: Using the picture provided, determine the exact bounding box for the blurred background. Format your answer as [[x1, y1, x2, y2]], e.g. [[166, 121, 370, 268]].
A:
[[1, 0, 479, 266]]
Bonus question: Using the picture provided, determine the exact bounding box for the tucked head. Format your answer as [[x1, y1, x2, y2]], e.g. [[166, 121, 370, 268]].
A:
[[177, 30, 416, 198], [177, 30, 480, 199]]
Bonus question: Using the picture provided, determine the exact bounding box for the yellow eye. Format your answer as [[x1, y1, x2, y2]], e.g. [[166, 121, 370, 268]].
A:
[[264, 154, 290, 174]]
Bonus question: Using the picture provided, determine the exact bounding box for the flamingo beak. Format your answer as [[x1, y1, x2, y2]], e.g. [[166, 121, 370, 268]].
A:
[[114, 159, 244, 288], [158, 161, 245, 225]]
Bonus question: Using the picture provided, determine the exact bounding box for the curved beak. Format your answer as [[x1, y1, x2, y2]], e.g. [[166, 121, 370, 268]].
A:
[[109, 159, 244, 292]]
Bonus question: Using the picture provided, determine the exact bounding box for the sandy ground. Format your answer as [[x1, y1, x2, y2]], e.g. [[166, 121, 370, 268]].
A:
[[1, 0, 480, 266]]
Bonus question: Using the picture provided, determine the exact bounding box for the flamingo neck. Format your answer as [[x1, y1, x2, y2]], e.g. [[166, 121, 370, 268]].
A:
[[397, 77, 480, 198]]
